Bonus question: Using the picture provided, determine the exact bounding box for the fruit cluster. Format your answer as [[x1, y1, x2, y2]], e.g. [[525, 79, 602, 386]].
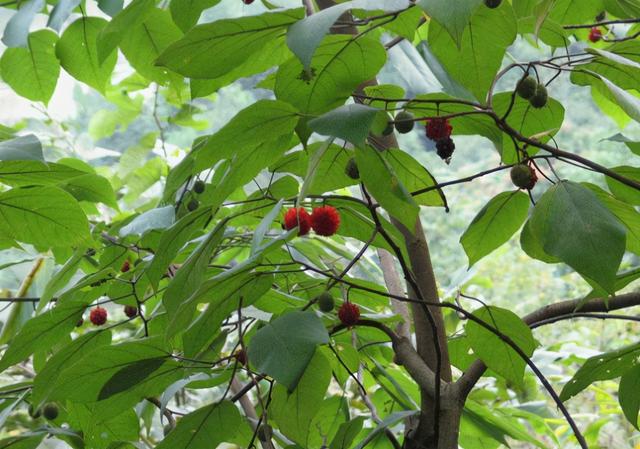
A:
[[184, 179, 206, 212], [425, 117, 456, 163], [283, 206, 340, 237], [515, 76, 548, 108]]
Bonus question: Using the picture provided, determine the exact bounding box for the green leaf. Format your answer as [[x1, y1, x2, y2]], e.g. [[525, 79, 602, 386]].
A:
[[156, 9, 305, 78], [98, 356, 167, 400], [251, 200, 283, 255], [461, 190, 530, 266], [355, 146, 419, 232], [248, 311, 330, 390], [417, 0, 483, 45], [0, 296, 88, 373], [465, 306, 537, 385], [2, 0, 45, 48], [98, 0, 123, 16], [0, 435, 45, 449], [560, 342, 640, 401], [606, 166, 640, 206], [119, 206, 175, 237], [598, 74, 640, 123], [47, 0, 81, 31], [0, 186, 90, 248], [427, 3, 517, 101], [529, 181, 626, 293], [155, 401, 253, 449], [271, 350, 333, 446], [0, 30, 60, 103], [385, 149, 447, 208], [162, 220, 226, 315], [68, 405, 140, 448], [330, 417, 366, 449], [286, 0, 408, 69], [352, 411, 419, 449], [275, 35, 386, 114], [169, 0, 222, 32], [0, 135, 43, 161], [309, 104, 380, 147], [620, 365, 640, 429], [32, 330, 112, 406], [119, 8, 183, 85], [56, 17, 117, 93], [97, 0, 155, 63], [520, 219, 560, 264]]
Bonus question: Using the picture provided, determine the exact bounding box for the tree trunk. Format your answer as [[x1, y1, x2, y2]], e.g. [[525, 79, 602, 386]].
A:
[[406, 397, 462, 449]]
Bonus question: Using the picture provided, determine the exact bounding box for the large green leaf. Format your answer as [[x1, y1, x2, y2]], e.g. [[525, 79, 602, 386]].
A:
[[55, 17, 117, 93], [0, 135, 43, 161], [287, 0, 408, 68], [386, 149, 447, 208], [529, 181, 626, 293], [0, 30, 60, 103], [97, 0, 155, 62], [0, 186, 90, 248], [169, 0, 222, 32], [275, 35, 386, 114], [248, 311, 329, 390], [606, 166, 640, 205], [32, 330, 112, 405], [560, 342, 640, 401], [270, 350, 333, 446], [417, 0, 483, 45], [1, 0, 45, 48], [355, 145, 419, 231], [68, 405, 140, 448], [119, 8, 183, 85], [461, 190, 530, 266], [156, 9, 305, 78], [465, 306, 537, 385], [427, 3, 517, 101], [309, 104, 381, 147], [620, 365, 640, 429], [155, 401, 252, 449], [119, 206, 175, 237], [0, 296, 89, 373]]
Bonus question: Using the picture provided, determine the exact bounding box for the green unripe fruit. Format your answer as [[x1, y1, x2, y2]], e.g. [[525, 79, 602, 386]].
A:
[[529, 84, 548, 108], [516, 76, 537, 100], [43, 403, 59, 421], [257, 424, 272, 442], [187, 199, 199, 211], [28, 404, 41, 419], [510, 164, 536, 189], [345, 158, 359, 180], [193, 180, 205, 194], [484, 0, 502, 8], [394, 111, 414, 134], [382, 120, 394, 136], [316, 292, 335, 312]]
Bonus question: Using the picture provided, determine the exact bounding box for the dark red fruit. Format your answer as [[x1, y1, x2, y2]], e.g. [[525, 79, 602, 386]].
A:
[[588, 27, 603, 42], [338, 302, 360, 327], [89, 307, 107, 326], [426, 118, 453, 141], [310, 206, 340, 236], [283, 207, 311, 236], [242, 0, 254, 3], [124, 305, 138, 318], [436, 137, 455, 163], [234, 349, 248, 365], [121, 260, 130, 273]]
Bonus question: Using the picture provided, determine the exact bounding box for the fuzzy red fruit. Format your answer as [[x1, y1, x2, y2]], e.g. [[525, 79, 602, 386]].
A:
[[124, 305, 138, 318], [589, 27, 603, 42], [338, 302, 360, 327], [283, 207, 311, 236], [121, 260, 131, 273], [425, 118, 453, 141], [310, 206, 340, 236], [89, 307, 107, 326]]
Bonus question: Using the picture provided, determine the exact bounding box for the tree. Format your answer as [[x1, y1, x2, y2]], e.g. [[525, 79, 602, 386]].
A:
[[1, 0, 640, 448]]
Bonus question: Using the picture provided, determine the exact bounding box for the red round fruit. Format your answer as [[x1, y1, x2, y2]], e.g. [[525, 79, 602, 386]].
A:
[[310, 206, 340, 236], [338, 302, 360, 327], [124, 305, 138, 318], [588, 27, 603, 42], [234, 349, 248, 365], [121, 260, 131, 273], [242, 0, 254, 3], [89, 307, 107, 326], [283, 207, 311, 236], [425, 118, 453, 141]]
